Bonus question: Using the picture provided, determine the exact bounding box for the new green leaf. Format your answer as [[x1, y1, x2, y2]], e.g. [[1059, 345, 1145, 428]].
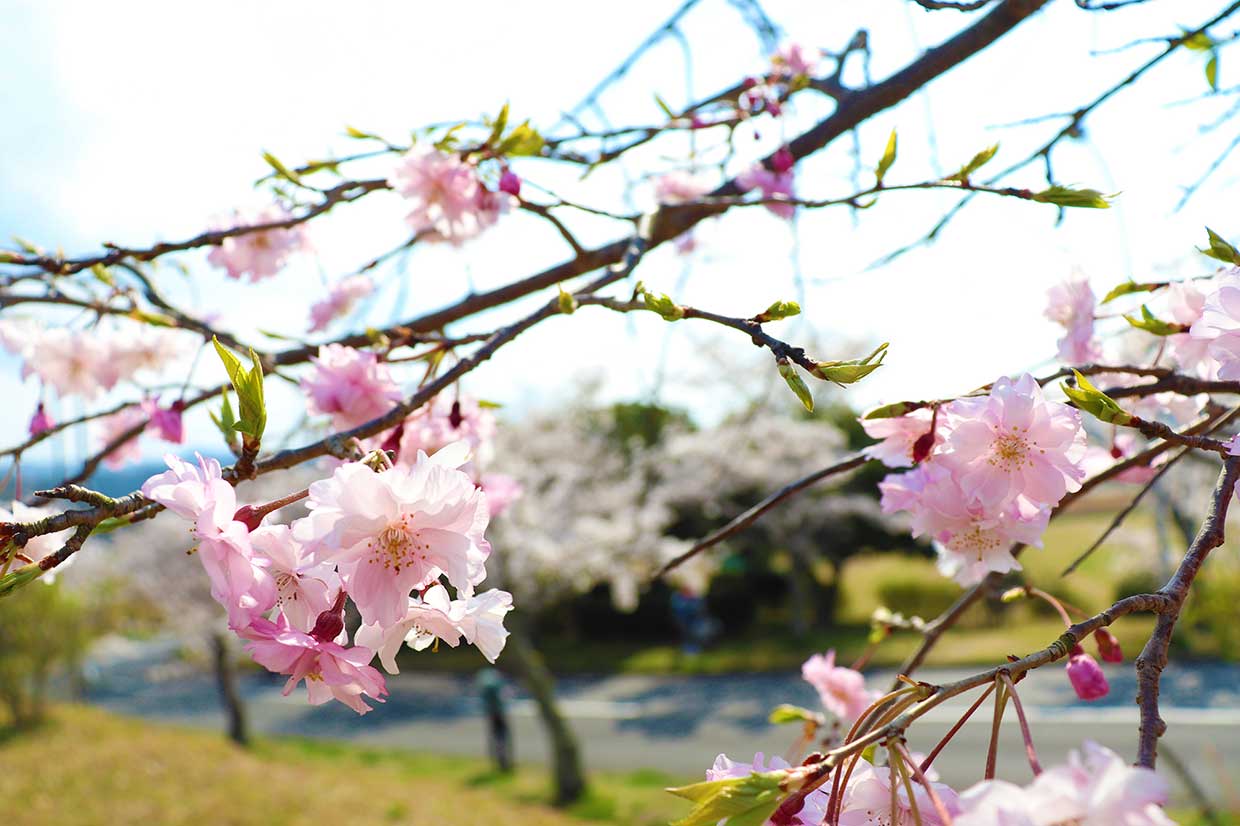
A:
[[212, 338, 267, 443], [1100, 280, 1165, 304], [946, 143, 998, 183], [1123, 305, 1185, 337], [811, 342, 889, 385], [1031, 186, 1111, 209], [641, 288, 685, 322], [668, 771, 786, 826], [1061, 370, 1133, 425], [875, 129, 897, 185], [753, 300, 801, 323], [778, 360, 814, 412], [769, 704, 822, 725], [1199, 227, 1240, 266]]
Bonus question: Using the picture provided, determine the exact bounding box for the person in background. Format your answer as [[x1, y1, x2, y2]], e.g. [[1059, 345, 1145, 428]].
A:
[[474, 666, 512, 772]]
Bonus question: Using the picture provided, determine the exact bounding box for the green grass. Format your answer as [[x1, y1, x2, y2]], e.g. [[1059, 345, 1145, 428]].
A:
[[0, 705, 688, 826]]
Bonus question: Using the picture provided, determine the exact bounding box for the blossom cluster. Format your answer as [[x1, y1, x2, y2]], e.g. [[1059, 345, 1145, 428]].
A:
[[206, 204, 311, 282], [867, 374, 1087, 584], [140, 441, 513, 715], [388, 146, 517, 245]]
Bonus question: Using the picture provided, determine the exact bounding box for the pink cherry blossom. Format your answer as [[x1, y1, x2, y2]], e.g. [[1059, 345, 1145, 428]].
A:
[[249, 524, 339, 632], [480, 472, 522, 517], [801, 649, 877, 722], [389, 146, 507, 244], [771, 42, 821, 78], [97, 406, 147, 469], [206, 204, 309, 282], [1189, 270, 1240, 380], [1094, 628, 1123, 663], [960, 753, 1174, 826], [301, 344, 402, 431], [738, 164, 796, 219], [1065, 646, 1109, 701], [27, 328, 116, 400], [193, 478, 277, 627], [1165, 279, 1215, 379], [498, 168, 521, 197], [141, 452, 225, 520], [0, 501, 75, 581], [292, 446, 491, 628], [837, 757, 960, 826], [141, 398, 184, 443], [939, 373, 1086, 509], [654, 171, 713, 205], [860, 408, 939, 468], [1045, 276, 1099, 365], [397, 395, 496, 469], [308, 275, 374, 333], [355, 584, 512, 673], [240, 613, 387, 715], [28, 402, 53, 437]]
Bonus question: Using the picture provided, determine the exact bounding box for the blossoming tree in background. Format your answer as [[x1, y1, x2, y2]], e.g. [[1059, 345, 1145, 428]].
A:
[[5, 0, 1240, 820]]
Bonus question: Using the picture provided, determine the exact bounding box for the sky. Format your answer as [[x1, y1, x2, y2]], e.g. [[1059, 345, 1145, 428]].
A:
[[3, 0, 1240, 468]]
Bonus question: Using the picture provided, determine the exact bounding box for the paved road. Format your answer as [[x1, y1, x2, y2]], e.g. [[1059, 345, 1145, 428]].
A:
[[86, 639, 1240, 807]]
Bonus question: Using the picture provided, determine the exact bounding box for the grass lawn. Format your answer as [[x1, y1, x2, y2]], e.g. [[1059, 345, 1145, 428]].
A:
[[0, 705, 687, 826], [1, 705, 1233, 825]]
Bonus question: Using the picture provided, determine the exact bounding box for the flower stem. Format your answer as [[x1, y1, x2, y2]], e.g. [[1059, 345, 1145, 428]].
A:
[[984, 676, 1009, 780], [999, 671, 1043, 776], [919, 683, 994, 774]]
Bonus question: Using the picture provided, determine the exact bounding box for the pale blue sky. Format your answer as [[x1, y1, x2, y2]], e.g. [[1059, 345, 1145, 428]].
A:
[[2, 0, 1238, 467]]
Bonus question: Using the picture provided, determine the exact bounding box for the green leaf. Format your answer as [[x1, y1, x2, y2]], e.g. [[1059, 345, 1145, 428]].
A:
[[90, 264, 115, 286], [261, 151, 302, 185], [641, 288, 685, 322], [212, 338, 266, 442], [344, 125, 380, 140], [11, 236, 43, 255], [654, 94, 676, 120], [753, 300, 801, 323], [811, 342, 889, 385], [128, 309, 177, 327], [486, 103, 510, 149], [1182, 29, 1215, 52], [1100, 280, 1165, 304], [769, 704, 821, 725], [476, 399, 504, 409], [1031, 186, 1111, 209], [1061, 370, 1134, 425], [667, 771, 786, 826], [778, 360, 814, 412], [862, 401, 918, 420], [1207, 52, 1220, 91], [1123, 305, 1186, 337], [946, 143, 999, 183], [1199, 227, 1240, 265], [558, 286, 578, 315], [497, 121, 544, 158], [875, 128, 897, 185]]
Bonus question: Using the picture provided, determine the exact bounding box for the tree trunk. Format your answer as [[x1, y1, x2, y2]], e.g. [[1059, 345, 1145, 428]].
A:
[[504, 623, 587, 805], [210, 632, 250, 747]]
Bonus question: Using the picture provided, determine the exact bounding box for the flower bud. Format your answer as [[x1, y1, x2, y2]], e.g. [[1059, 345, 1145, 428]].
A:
[[28, 402, 54, 437], [232, 505, 264, 532], [309, 607, 345, 643], [498, 169, 521, 197], [910, 430, 936, 464], [1066, 645, 1109, 701], [1094, 628, 1124, 663], [771, 146, 795, 174]]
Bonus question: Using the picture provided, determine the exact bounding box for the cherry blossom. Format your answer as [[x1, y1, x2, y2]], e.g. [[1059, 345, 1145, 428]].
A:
[[301, 344, 402, 431], [141, 452, 225, 521], [706, 753, 829, 826], [737, 164, 796, 219], [771, 42, 821, 78], [292, 445, 491, 628], [480, 472, 522, 517], [249, 524, 339, 632], [206, 204, 309, 282], [308, 275, 374, 333], [1165, 279, 1216, 377], [396, 395, 497, 469], [240, 613, 387, 715], [354, 584, 512, 673], [654, 171, 713, 205], [860, 407, 939, 468], [1045, 276, 1099, 365], [836, 756, 960, 826], [388, 146, 510, 244], [141, 398, 184, 443], [801, 649, 877, 723], [97, 406, 147, 469], [938, 373, 1086, 509], [1189, 270, 1240, 380]]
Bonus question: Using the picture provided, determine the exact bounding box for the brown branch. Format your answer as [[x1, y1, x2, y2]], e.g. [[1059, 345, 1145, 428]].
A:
[[1135, 455, 1240, 768], [654, 454, 870, 578]]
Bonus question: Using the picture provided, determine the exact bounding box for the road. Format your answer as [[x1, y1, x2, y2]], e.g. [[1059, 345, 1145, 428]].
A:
[[86, 638, 1240, 807]]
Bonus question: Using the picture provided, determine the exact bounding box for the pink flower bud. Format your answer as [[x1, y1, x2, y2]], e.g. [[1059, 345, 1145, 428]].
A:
[[689, 115, 707, 130], [766, 101, 783, 117], [232, 505, 264, 532], [310, 608, 345, 643], [911, 430, 936, 464], [1094, 628, 1124, 663], [1066, 645, 1109, 701], [28, 402, 54, 437], [743, 76, 760, 89], [498, 169, 521, 197], [771, 146, 795, 174], [141, 398, 184, 444]]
